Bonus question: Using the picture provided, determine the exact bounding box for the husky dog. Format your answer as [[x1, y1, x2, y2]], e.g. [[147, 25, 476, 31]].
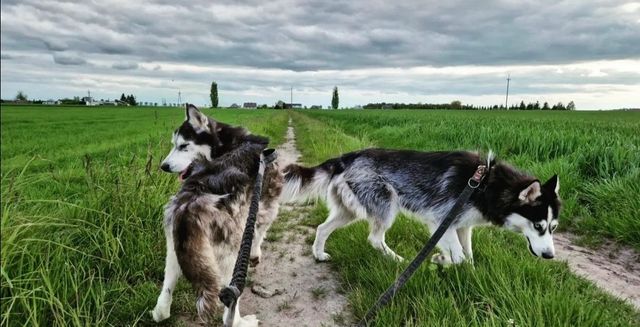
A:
[[151, 104, 282, 325], [282, 149, 560, 265]]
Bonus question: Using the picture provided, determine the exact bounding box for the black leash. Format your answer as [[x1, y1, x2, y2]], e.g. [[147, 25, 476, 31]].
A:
[[356, 164, 487, 327], [219, 148, 277, 327]]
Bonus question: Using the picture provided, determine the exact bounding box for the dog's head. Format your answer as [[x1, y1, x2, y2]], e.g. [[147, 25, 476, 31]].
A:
[[160, 104, 256, 181], [501, 174, 561, 259]]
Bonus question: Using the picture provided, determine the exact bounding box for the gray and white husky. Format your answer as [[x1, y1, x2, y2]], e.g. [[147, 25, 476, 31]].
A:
[[151, 104, 283, 326], [282, 149, 561, 265]]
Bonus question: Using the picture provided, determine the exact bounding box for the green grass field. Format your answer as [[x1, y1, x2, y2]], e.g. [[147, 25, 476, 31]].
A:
[[1, 105, 639, 326]]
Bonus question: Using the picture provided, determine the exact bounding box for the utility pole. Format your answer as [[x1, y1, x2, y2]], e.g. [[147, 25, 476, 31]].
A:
[[178, 89, 182, 106], [505, 74, 511, 110], [290, 86, 293, 110]]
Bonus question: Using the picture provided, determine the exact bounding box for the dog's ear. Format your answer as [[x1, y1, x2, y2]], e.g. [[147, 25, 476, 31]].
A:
[[543, 174, 559, 195], [518, 180, 541, 203], [185, 103, 210, 132]]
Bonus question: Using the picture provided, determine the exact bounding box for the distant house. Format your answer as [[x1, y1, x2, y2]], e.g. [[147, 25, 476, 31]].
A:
[[243, 102, 257, 109], [230, 103, 240, 108], [283, 103, 302, 109], [43, 99, 60, 105], [310, 105, 322, 109], [82, 96, 100, 106]]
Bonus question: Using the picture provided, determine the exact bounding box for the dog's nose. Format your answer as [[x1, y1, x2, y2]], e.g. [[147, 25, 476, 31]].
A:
[[541, 252, 554, 259], [160, 163, 171, 172]]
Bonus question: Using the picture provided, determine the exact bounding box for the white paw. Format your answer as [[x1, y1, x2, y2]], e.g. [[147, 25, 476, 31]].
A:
[[150, 304, 170, 322], [431, 253, 452, 266], [235, 314, 259, 327], [314, 251, 331, 262]]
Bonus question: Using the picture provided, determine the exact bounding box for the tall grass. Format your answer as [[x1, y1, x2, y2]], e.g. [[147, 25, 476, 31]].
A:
[[1, 106, 288, 326]]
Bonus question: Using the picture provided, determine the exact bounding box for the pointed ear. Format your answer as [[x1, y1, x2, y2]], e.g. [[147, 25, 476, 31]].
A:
[[518, 181, 541, 203], [543, 174, 559, 195], [185, 103, 209, 132]]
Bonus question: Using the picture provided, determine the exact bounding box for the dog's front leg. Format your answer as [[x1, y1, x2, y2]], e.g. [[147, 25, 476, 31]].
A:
[[151, 227, 182, 322], [431, 228, 466, 265], [456, 227, 474, 262]]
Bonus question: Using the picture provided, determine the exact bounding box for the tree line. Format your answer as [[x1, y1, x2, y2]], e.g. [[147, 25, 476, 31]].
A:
[[363, 100, 576, 110]]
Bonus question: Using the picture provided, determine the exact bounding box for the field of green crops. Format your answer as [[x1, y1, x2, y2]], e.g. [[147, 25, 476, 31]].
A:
[[1, 105, 639, 326]]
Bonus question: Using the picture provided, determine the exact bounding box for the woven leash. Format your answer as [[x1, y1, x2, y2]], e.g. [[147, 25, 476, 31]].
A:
[[356, 164, 487, 327], [219, 148, 277, 327]]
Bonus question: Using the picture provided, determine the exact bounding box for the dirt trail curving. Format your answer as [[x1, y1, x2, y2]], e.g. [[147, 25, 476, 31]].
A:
[[241, 119, 350, 326], [555, 233, 640, 309]]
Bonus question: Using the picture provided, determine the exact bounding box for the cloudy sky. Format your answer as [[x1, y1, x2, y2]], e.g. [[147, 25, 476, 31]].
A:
[[1, 0, 639, 109]]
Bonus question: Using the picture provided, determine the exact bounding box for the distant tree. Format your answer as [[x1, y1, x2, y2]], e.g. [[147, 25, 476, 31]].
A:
[[526, 103, 533, 110], [210, 81, 218, 108], [534, 101, 540, 110], [126, 94, 137, 106], [154, 102, 158, 106], [519, 101, 526, 110], [566, 101, 576, 110], [120, 93, 126, 102], [542, 102, 550, 110], [555, 102, 565, 111], [275, 100, 285, 109], [15, 91, 28, 101], [331, 86, 339, 109], [450, 100, 462, 109]]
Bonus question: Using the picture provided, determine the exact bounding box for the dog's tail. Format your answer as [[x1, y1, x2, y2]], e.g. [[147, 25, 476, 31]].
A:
[[281, 157, 343, 203], [171, 196, 227, 323]]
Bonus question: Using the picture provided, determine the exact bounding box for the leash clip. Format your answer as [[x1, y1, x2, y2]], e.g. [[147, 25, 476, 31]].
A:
[[467, 165, 486, 189]]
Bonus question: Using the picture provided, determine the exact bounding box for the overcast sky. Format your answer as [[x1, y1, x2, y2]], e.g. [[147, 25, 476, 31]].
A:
[[1, 0, 639, 109]]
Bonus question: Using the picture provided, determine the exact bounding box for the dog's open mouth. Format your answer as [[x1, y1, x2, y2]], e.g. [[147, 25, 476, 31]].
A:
[[179, 164, 194, 182]]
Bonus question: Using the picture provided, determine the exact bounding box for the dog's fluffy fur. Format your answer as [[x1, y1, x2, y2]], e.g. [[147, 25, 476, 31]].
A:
[[282, 149, 561, 264], [151, 105, 282, 326]]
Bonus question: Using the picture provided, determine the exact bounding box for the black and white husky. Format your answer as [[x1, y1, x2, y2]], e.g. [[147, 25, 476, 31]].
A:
[[282, 149, 560, 265], [151, 104, 283, 326]]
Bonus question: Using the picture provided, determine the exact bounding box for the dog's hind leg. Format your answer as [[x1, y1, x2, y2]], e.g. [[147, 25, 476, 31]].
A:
[[151, 226, 182, 322], [456, 227, 473, 262], [250, 203, 280, 266], [223, 297, 259, 327], [313, 203, 355, 262]]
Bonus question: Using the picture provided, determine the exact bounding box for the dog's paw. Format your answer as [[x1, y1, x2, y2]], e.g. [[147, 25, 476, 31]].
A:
[[150, 304, 170, 322], [314, 252, 331, 262], [249, 256, 261, 267], [236, 314, 259, 327], [431, 253, 452, 266]]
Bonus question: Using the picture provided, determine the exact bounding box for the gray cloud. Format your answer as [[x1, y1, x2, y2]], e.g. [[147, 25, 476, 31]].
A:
[[52, 53, 87, 65], [43, 39, 67, 51], [112, 62, 138, 70]]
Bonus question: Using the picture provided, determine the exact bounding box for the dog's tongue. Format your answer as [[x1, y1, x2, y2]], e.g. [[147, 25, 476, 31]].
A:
[[179, 170, 188, 182]]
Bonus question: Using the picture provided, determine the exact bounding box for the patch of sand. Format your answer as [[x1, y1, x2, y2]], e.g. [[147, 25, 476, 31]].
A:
[[555, 233, 640, 309]]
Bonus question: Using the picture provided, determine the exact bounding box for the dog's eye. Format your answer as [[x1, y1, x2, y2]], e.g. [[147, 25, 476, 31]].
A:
[[534, 223, 542, 231], [178, 144, 188, 151]]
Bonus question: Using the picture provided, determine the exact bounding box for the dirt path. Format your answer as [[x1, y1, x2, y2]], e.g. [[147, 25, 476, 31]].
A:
[[555, 233, 640, 309], [241, 119, 350, 326]]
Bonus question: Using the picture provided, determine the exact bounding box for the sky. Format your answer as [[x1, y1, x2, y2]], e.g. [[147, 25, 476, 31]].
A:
[[1, 0, 639, 109]]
